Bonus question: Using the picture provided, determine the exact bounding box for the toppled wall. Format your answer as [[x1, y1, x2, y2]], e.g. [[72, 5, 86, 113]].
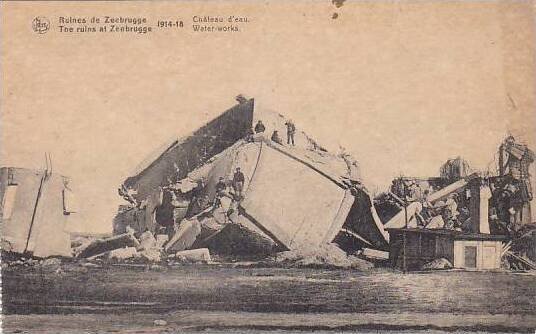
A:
[[239, 141, 354, 250], [335, 187, 389, 252], [115, 97, 387, 261], [123, 98, 255, 202], [113, 205, 148, 235], [0, 167, 73, 258]]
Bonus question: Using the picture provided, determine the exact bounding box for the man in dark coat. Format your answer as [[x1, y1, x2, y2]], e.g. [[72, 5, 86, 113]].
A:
[[232, 167, 245, 200], [254, 120, 266, 133], [271, 130, 283, 145], [155, 187, 176, 237], [213, 176, 228, 209]]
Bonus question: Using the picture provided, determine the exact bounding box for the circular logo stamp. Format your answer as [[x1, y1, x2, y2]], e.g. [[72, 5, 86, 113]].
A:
[[32, 16, 50, 34]]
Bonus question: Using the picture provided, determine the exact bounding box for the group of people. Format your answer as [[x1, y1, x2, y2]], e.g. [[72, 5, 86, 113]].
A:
[[154, 167, 247, 236], [154, 119, 300, 236], [212, 167, 245, 209], [249, 119, 297, 146]]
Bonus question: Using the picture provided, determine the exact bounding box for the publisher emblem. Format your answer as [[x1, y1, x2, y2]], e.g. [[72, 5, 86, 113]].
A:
[[32, 16, 50, 34]]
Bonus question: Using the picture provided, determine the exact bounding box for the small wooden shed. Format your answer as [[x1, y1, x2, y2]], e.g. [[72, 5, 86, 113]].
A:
[[386, 228, 506, 271]]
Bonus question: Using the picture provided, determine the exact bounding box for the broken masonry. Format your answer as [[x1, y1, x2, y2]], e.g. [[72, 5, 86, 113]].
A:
[[112, 96, 385, 265]]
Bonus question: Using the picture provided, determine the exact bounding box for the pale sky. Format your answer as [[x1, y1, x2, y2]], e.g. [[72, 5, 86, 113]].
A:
[[2, 1, 535, 233]]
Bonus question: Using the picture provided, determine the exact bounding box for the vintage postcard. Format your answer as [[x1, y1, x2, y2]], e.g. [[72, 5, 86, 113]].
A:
[[1, 0, 535, 333]]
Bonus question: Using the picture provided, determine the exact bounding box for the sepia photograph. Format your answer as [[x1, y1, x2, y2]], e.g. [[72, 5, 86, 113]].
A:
[[1, 1, 536, 333]]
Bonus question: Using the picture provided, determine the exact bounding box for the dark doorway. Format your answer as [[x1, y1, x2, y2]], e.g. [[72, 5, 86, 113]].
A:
[[464, 246, 477, 268]]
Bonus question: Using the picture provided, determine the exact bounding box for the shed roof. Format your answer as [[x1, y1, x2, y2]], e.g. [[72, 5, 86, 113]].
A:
[[385, 228, 508, 241]]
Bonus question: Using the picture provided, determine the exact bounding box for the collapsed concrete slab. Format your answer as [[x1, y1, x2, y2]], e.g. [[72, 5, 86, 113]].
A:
[[164, 219, 202, 252], [239, 141, 356, 251], [138, 231, 157, 250], [334, 187, 389, 252], [426, 178, 469, 203], [0, 167, 75, 258], [171, 248, 211, 263], [384, 202, 423, 229], [116, 98, 255, 234], [108, 247, 138, 260], [77, 233, 140, 258], [361, 248, 389, 261], [273, 243, 374, 270], [117, 97, 387, 258]]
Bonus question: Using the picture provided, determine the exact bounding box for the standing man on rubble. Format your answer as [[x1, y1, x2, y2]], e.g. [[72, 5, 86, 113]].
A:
[[499, 135, 535, 225], [213, 177, 228, 209], [232, 167, 245, 200], [437, 193, 459, 229], [285, 120, 296, 146], [155, 187, 176, 237]]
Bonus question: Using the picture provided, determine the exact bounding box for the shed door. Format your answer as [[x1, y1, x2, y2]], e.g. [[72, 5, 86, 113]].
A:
[[482, 246, 497, 269], [464, 246, 477, 268]]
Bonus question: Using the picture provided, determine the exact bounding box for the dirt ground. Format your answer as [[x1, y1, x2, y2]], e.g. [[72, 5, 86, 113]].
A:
[[2, 264, 536, 333]]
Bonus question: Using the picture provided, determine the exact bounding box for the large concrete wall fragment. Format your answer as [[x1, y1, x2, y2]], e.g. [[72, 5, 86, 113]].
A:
[[0, 167, 72, 257], [240, 144, 352, 250], [123, 99, 255, 201], [1, 168, 43, 253], [337, 188, 389, 252], [27, 173, 72, 258]]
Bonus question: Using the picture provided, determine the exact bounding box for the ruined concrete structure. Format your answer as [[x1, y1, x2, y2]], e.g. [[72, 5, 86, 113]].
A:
[[116, 97, 387, 256], [498, 136, 535, 225], [381, 146, 536, 270], [114, 99, 535, 270], [0, 167, 75, 258]]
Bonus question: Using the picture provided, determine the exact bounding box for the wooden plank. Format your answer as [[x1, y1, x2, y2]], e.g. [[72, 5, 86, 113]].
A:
[[426, 179, 467, 202], [506, 251, 536, 270], [340, 228, 373, 246], [362, 247, 389, 260]]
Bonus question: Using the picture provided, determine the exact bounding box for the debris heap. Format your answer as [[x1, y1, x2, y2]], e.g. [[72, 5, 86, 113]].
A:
[[108, 97, 386, 267], [374, 136, 536, 271]]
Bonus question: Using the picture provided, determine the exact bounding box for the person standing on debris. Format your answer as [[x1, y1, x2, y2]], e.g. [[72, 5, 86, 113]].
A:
[[213, 177, 228, 209], [254, 120, 266, 133], [216, 177, 227, 195], [155, 187, 176, 237], [443, 193, 459, 229], [271, 130, 283, 145], [187, 178, 210, 217], [285, 120, 296, 146], [232, 167, 245, 200], [421, 190, 435, 220]]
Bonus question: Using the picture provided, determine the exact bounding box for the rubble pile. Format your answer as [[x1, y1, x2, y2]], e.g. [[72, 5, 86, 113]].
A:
[[501, 224, 536, 270], [100, 97, 386, 269], [273, 243, 374, 270], [373, 135, 536, 271], [0, 98, 377, 269], [2, 97, 535, 273], [421, 258, 453, 270]]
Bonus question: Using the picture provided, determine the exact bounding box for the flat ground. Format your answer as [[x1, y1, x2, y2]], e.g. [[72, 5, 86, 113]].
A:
[[2, 264, 536, 333]]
